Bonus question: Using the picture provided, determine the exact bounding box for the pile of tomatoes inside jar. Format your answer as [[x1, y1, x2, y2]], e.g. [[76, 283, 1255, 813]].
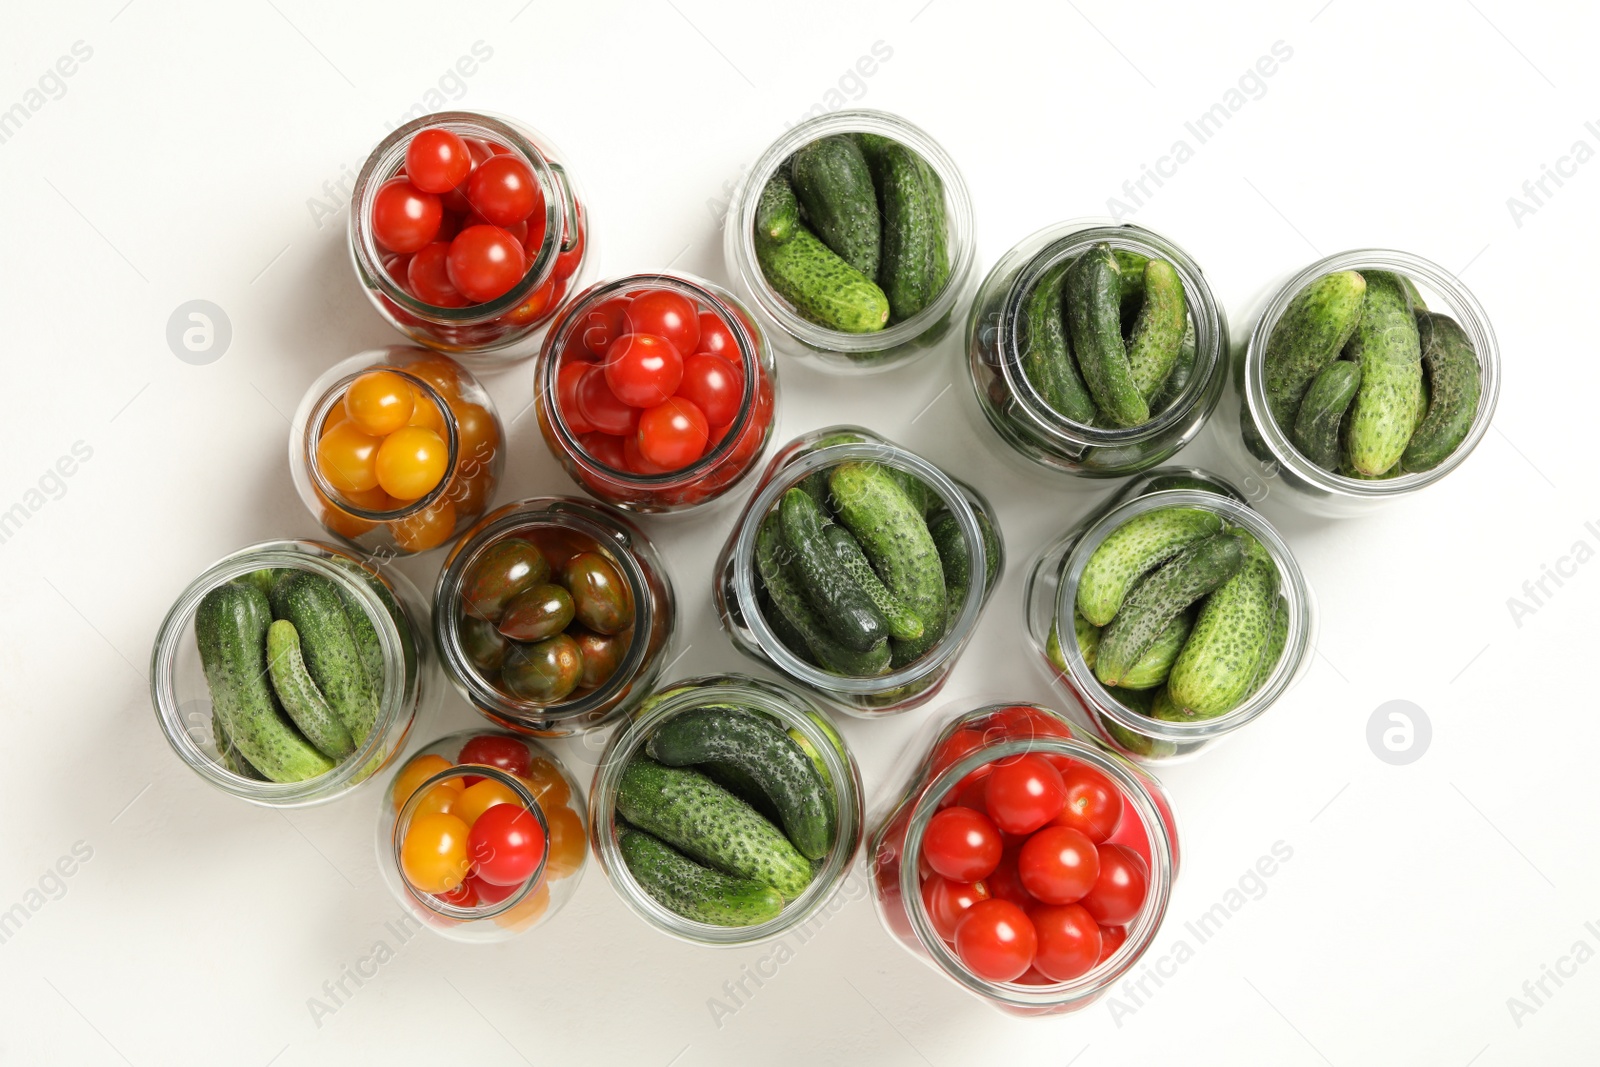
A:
[[392, 735, 586, 931], [919, 707, 1153, 985], [370, 125, 581, 324]]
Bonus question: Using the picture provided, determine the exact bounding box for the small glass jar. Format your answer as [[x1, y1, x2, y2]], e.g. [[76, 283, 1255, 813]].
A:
[[289, 346, 505, 557], [433, 497, 675, 736], [150, 539, 437, 806], [376, 729, 587, 943], [714, 427, 1003, 717], [966, 220, 1227, 480], [1022, 467, 1315, 762], [1226, 249, 1501, 517], [870, 701, 1179, 1017], [588, 674, 864, 946], [534, 272, 778, 512], [722, 109, 976, 373], [348, 111, 594, 367]]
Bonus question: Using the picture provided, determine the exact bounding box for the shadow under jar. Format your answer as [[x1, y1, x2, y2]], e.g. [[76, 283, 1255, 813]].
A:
[[1022, 468, 1315, 763], [377, 729, 588, 943], [588, 674, 864, 947], [348, 111, 594, 368], [722, 109, 975, 373], [434, 497, 674, 736], [966, 220, 1227, 480], [150, 539, 437, 806], [714, 426, 1003, 718], [870, 701, 1179, 1017], [535, 272, 777, 513], [290, 347, 504, 557], [1226, 249, 1500, 517]]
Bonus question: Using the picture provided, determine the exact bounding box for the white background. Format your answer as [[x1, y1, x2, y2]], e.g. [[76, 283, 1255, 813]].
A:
[[1, 1, 1595, 1064]]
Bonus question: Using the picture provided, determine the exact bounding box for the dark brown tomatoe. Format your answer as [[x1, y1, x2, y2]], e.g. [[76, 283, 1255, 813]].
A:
[[571, 627, 627, 690], [462, 540, 550, 619], [502, 633, 584, 703], [460, 614, 509, 672], [497, 582, 575, 641], [563, 552, 632, 635]]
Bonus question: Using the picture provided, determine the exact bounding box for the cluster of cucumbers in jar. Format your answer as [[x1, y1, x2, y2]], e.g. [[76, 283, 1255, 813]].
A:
[[457, 531, 633, 705], [1262, 269, 1482, 475], [1051, 505, 1288, 723]]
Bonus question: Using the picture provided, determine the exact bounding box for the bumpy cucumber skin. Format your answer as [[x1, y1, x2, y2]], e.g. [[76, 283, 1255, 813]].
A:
[[1167, 536, 1280, 718], [619, 827, 785, 927], [1264, 270, 1367, 427], [645, 707, 835, 861], [1401, 311, 1481, 472], [913, 154, 951, 301], [1346, 271, 1424, 475], [615, 759, 814, 900], [858, 135, 944, 322], [756, 586, 816, 668], [755, 511, 891, 677], [1127, 259, 1188, 402], [336, 586, 386, 700], [1118, 610, 1193, 690], [779, 489, 888, 653], [1077, 506, 1224, 626], [1095, 532, 1247, 687], [1245, 596, 1290, 699], [1150, 317, 1197, 412], [212, 710, 266, 780], [927, 507, 1000, 624], [265, 620, 356, 760], [790, 136, 881, 279], [1021, 258, 1097, 423], [757, 219, 890, 334], [885, 467, 940, 517], [824, 525, 924, 642], [238, 569, 284, 597], [755, 174, 801, 243], [1290, 359, 1363, 471], [195, 582, 336, 783], [1067, 244, 1149, 427], [1114, 249, 1150, 316], [269, 571, 380, 745]]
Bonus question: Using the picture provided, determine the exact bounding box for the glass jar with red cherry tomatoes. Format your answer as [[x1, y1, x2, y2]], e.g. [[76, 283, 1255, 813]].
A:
[[433, 497, 675, 736], [376, 730, 587, 942], [535, 272, 777, 512], [869, 701, 1179, 1016], [349, 112, 594, 367], [289, 347, 505, 557]]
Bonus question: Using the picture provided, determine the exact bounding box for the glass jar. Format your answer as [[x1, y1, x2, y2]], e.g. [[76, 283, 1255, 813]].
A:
[[348, 111, 594, 367], [1226, 249, 1501, 517], [870, 701, 1179, 1017], [966, 220, 1227, 480], [150, 539, 437, 806], [722, 109, 976, 372], [714, 427, 1003, 717], [433, 497, 675, 736], [588, 674, 864, 946], [376, 729, 587, 943], [1022, 467, 1315, 762], [534, 272, 777, 512], [289, 346, 505, 557]]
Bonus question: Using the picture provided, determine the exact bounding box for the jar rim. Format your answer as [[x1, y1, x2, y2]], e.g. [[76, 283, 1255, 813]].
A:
[[1243, 248, 1501, 497]]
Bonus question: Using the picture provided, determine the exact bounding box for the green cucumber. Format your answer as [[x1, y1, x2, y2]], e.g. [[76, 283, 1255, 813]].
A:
[[1076, 506, 1224, 626], [756, 511, 891, 676], [823, 525, 924, 642], [1095, 532, 1247, 687], [914, 154, 951, 302], [1118, 610, 1193, 690], [212, 710, 266, 780], [646, 707, 835, 860], [1115, 249, 1150, 320], [927, 507, 1000, 622], [1245, 595, 1290, 699], [757, 585, 817, 668], [779, 488, 888, 653], [618, 828, 785, 927], [194, 582, 336, 783], [1073, 609, 1101, 671], [1346, 271, 1424, 475], [336, 586, 387, 702], [1066, 243, 1148, 427], [1263, 270, 1367, 427], [828, 462, 946, 661], [1150, 317, 1197, 412], [1149, 686, 1185, 722], [755, 172, 801, 244], [1401, 311, 1481, 472], [1020, 258, 1097, 423], [885, 467, 941, 517], [1127, 259, 1188, 402], [238, 568, 284, 597], [858, 134, 945, 322], [269, 571, 380, 745], [755, 176, 889, 333], [1290, 359, 1362, 471], [264, 620, 356, 760], [1399, 273, 1427, 311], [616, 758, 814, 900], [790, 135, 880, 279], [1167, 535, 1280, 718]]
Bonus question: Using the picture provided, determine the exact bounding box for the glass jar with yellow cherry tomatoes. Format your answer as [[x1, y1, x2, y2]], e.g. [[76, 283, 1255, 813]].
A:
[[289, 347, 505, 557], [376, 729, 587, 942], [349, 111, 595, 367]]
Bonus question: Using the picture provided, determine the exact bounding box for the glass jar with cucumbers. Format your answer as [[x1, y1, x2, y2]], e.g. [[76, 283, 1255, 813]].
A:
[[1022, 468, 1315, 762], [1227, 249, 1500, 517], [722, 109, 976, 372], [966, 220, 1227, 480], [150, 540, 438, 806], [588, 675, 865, 946], [713, 427, 1004, 717]]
